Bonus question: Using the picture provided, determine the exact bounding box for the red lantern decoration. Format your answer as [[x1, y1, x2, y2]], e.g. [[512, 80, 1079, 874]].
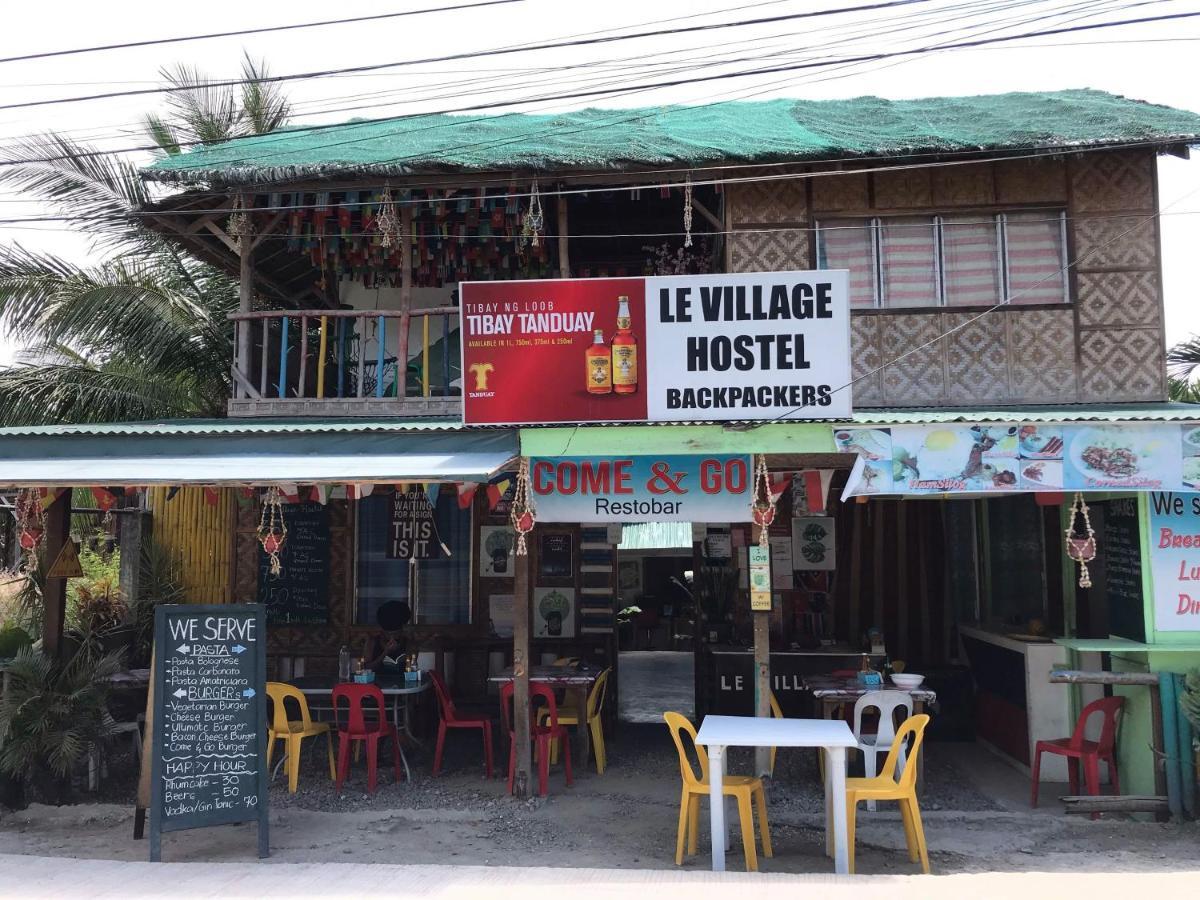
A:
[[509, 458, 536, 556]]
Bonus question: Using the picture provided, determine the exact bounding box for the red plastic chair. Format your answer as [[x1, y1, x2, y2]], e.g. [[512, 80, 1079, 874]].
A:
[[430, 669, 494, 778], [332, 683, 403, 794], [1031, 695, 1124, 812], [500, 681, 573, 796]]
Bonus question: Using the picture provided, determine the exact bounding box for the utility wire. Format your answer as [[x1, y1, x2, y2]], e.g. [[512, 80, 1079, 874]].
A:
[[0, 1, 526, 65], [0, 0, 939, 112]]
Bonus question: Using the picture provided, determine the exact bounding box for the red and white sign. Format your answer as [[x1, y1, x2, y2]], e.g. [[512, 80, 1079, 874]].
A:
[[459, 271, 851, 425]]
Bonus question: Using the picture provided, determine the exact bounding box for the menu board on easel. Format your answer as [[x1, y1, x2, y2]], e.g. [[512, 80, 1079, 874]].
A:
[[148, 603, 268, 862]]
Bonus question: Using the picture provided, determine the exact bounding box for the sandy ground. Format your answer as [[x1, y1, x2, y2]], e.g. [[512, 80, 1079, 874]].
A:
[[0, 724, 1196, 876]]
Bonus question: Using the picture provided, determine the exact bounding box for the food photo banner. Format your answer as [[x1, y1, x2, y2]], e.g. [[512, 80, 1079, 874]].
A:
[[529, 455, 754, 522], [838, 422, 1200, 498], [459, 271, 852, 425]]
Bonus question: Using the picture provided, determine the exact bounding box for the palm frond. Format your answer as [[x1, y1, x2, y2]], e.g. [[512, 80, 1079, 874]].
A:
[[240, 54, 291, 136], [158, 63, 241, 146], [142, 114, 181, 157], [0, 133, 154, 250]]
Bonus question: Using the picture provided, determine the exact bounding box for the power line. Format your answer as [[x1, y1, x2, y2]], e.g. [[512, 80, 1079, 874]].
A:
[[0, 1, 526, 66], [0, 0, 938, 112]]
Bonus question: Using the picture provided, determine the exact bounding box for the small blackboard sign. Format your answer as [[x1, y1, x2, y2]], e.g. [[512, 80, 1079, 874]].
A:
[[149, 603, 268, 862], [1101, 498, 1146, 642], [387, 488, 440, 560], [257, 501, 330, 624], [539, 532, 573, 578]]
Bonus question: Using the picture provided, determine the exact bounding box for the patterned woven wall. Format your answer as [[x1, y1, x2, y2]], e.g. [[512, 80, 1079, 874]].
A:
[[725, 150, 1165, 407]]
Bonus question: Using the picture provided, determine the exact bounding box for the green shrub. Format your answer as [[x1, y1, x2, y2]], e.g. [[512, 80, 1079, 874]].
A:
[[0, 625, 32, 658]]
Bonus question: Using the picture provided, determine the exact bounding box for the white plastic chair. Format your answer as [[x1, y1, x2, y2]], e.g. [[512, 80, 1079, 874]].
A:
[[852, 690, 913, 811]]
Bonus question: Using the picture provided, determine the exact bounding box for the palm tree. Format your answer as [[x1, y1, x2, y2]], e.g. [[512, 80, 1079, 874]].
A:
[[0, 60, 290, 426], [1167, 336, 1200, 403]]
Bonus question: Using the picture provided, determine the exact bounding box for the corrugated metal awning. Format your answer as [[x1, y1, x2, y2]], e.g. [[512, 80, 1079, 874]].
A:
[[849, 403, 1200, 425], [0, 421, 516, 486]]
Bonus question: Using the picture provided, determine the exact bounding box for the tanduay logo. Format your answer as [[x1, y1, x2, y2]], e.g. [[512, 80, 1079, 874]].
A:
[[467, 362, 496, 397]]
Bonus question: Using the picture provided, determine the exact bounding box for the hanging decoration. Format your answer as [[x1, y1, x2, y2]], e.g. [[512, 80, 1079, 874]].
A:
[[510, 458, 536, 556], [1065, 491, 1097, 588], [520, 179, 544, 250], [15, 488, 44, 571], [751, 455, 777, 549], [257, 486, 288, 575], [375, 182, 400, 249], [683, 173, 694, 248], [226, 193, 254, 255]]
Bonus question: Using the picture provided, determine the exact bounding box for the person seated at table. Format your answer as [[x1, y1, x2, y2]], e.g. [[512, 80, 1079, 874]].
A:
[[362, 601, 412, 674]]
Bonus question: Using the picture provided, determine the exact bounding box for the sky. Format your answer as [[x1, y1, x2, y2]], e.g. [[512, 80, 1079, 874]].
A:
[[2, 0, 1200, 367]]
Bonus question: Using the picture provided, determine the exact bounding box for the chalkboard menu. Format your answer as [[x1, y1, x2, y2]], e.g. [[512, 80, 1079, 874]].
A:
[[1101, 498, 1146, 642], [538, 531, 574, 578], [149, 604, 268, 861], [257, 501, 330, 624]]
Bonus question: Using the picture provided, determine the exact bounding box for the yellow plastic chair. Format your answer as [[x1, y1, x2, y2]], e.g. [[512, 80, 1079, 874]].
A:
[[545, 667, 611, 773], [845, 713, 931, 875], [266, 682, 336, 793], [768, 691, 783, 776], [663, 711, 772, 872]]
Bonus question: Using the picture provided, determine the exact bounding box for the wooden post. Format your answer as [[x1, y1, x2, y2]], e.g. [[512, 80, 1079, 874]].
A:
[[752, 525, 771, 776], [512, 535, 533, 798], [557, 195, 570, 278], [236, 240, 254, 399], [397, 205, 414, 399], [691, 533, 705, 719], [41, 490, 72, 657]]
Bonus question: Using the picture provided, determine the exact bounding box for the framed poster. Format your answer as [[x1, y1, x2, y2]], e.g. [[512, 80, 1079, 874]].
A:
[[793, 517, 836, 571], [479, 526, 515, 578], [488, 594, 515, 637], [534, 587, 575, 638], [538, 531, 574, 579]]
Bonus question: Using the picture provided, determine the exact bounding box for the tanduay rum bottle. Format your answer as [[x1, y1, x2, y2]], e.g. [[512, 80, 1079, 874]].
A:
[[611, 295, 638, 394], [585, 328, 612, 394]]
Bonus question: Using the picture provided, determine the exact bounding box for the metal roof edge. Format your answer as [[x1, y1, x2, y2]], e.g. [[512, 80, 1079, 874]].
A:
[[0, 417, 471, 439]]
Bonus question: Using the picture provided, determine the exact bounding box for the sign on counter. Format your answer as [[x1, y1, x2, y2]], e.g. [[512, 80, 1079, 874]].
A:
[[149, 604, 268, 861], [529, 454, 753, 523], [460, 271, 852, 425], [1147, 492, 1200, 633]]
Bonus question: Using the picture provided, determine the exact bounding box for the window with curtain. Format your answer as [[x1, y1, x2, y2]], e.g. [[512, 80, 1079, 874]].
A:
[[879, 217, 939, 308], [941, 215, 1002, 307], [1003, 211, 1067, 304], [816, 218, 876, 308], [815, 209, 1068, 309], [355, 488, 472, 626]]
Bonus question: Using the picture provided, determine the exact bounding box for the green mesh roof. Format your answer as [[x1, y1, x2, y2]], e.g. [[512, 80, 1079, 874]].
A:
[[143, 90, 1200, 186]]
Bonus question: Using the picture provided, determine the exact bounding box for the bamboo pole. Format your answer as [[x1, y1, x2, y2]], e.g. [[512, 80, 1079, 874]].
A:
[[557, 195, 570, 278], [236, 241, 254, 398], [317, 315, 328, 399], [278, 316, 289, 398], [422, 314, 430, 398], [512, 537, 533, 798], [298, 316, 308, 398], [41, 491, 72, 656]]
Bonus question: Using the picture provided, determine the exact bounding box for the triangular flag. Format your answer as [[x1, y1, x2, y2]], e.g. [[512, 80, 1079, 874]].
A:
[[426, 483, 440, 506], [456, 483, 478, 509], [311, 484, 328, 505], [166, 486, 181, 502], [817, 470, 835, 514], [203, 487, 220, 507], [803, 471, 824, 515], [277, 483, 300, 503], [91, 487, 118, 512], [39, 487, 65, 510], [486, 483, 503, 510]]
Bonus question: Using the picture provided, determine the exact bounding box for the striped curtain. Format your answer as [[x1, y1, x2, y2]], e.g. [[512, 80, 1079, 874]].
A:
[[879, 217, 938, 307], [1005, 211, 1066, 304], [817, 219, 876, 308], [942, 215, 1001, 306]]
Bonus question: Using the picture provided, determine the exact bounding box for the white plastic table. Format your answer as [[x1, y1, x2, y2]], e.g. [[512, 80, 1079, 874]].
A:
[[694, 715, 858, 874]]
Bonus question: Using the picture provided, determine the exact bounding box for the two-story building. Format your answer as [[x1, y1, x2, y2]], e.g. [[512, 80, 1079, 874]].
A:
[[4, 88, 1200, 806]]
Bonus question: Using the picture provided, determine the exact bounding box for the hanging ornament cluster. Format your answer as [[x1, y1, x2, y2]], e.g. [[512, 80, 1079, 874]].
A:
[[751, 455, 778, 549], [257, 486, 289, 575], [15, 488, 44, 571], [509, 457, 536, 556], [683, 173, 694, 248], [520, 179, 544, 250], [375, 181, 400, 249], [226, 193, 254, 255], [1065, 491, 1097, 588]]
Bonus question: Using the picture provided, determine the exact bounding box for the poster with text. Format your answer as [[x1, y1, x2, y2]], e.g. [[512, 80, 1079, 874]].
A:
[[1147, 492, 1200, 633], [534, 587, 575, 638], [460, 271, 851, 424]]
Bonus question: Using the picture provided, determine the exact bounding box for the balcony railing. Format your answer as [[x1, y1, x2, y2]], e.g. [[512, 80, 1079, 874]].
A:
[[227, 307, 461, 417]]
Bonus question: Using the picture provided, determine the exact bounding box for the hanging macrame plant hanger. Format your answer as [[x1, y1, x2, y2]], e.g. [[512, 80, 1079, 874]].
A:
[[1065, 491, 1097, 588]]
